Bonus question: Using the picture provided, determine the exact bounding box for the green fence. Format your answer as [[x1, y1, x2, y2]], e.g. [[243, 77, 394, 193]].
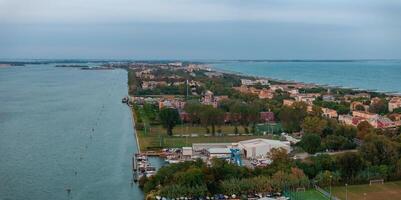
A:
[[255, 123, 283, 135]]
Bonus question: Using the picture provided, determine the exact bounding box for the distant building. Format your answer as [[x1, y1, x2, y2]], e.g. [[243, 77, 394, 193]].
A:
[[260, 112, 275, 122], [256, 79, 269, 86], [294, 94, 316, 105], [135, 69, 154, 79], [388, 113, 401, 127], [368, 116, 396, 129], [322, 108, 338, 118], [201, 90, 228, 108], [338, 115, 365, 126], [240, 79, 269, 86], [288, 89, 299, 96], [179, 111, 191, 122], [339, 110, 395, 129], [389, 97, 401, 112], [370, 97, 382, 105], [350, 101, 368, 111], [142, 81, 167, 89], [270, 85, 284, 92], [283, 99, 295, 107], [207, 148, 232, 158], [352, 110, 378, 119], [182, 147, 193, 159], [158, 99, 186, 110], [322, 94, 335, 102], [344, 93, 371, 101], [204, 72, 223, 78], [258, 89, 274, 99], [241, 79, 254, 86], [169, 62, 182, 67]]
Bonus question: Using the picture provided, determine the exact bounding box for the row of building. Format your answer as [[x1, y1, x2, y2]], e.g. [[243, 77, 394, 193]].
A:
[[233, 86, 275, 99], [338, 110, 398, 128]]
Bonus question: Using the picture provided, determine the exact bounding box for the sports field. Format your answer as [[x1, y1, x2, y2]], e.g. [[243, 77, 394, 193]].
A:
[[290, 189, 329, 200], [298, 190, 328, 200], [332, 181, 401, 200]]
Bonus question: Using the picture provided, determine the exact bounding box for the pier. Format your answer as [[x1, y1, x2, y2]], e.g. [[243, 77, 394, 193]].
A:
[[132, 153, 156, 182]]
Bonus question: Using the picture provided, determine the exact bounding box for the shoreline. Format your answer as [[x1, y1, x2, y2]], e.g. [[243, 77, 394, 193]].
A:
[[129, 105, 141, 153], [209, 64, 401, 96]]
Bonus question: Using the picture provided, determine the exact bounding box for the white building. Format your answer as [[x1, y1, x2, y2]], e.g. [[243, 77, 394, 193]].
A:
[[182, 147, 193, 158], [241, 79, 269, 86], [241, 79, 254, 86], [238, 138, 291, 159], [207, 148, 232, 158], [389, 97, 401, 112]]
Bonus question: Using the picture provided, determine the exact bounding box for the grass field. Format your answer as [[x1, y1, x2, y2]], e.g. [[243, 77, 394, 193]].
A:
[[290, 189, 329, 200], [136, 124, 281, 151], [332, 181, 401, 200], [132, 106, 283, 151]]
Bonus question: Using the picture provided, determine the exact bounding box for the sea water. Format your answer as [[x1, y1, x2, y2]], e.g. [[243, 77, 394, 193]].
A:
[[0, 64, 151, 200], [212, 60, 401, 94]]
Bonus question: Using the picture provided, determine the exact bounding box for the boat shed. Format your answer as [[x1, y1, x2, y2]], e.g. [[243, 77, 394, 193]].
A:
[[207, 148, 232, 158], [238, 138, 291, 159]]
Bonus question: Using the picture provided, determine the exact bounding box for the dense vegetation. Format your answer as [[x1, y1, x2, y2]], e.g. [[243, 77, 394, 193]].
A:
[[141, 129, 401, 199], [140, 148, 309, 199]]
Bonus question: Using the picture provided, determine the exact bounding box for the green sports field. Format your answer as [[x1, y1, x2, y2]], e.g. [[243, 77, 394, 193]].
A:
[[332, 181, 401, 200], [289, 189, 329, 200]]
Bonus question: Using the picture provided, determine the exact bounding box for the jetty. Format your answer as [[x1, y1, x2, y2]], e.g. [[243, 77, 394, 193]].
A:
[[132, 153, 156, 182]]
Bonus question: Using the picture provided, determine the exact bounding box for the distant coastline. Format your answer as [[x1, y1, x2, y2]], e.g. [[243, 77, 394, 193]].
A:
[[210, 65, 401, 96], [210, 60, 401, 96]]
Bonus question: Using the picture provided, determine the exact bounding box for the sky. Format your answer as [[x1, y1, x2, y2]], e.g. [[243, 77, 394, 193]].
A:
[[0, 0, 401, 60]]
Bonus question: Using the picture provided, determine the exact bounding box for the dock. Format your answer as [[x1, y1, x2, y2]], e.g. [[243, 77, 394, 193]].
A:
[[132, 153, 156, 182]]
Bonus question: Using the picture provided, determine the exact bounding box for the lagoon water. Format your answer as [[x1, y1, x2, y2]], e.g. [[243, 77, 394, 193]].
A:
[[0, 65, 148, 200], [212, 60, 401, 94]]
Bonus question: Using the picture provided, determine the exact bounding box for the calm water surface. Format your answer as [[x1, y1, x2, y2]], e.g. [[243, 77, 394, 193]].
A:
[[212, 60, 401, 94], [0, 64, 156, 200]]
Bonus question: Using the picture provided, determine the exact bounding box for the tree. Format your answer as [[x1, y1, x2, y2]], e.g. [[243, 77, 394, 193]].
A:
[[369, 99, 388, 115], [315, 170, 340, 187], [323, 135, 355, 151], [230, 101, 256, 134], [392, 107, 401, 114], [184, 101, 203, 125], [174, 167, 204, 187], [199, 106, 224, 135], [310, 105, 323, 117], [312, 154, 335, 172], [300, 134, 321, 154], [288, 167, 310, 188], [356, 121, 374, 139], [355, 104, 366, 111], [268, 148, 293, 173], [334, 125, 357, 140], [301, 116, 327, 135], [336, 152, 364, 182], [279, 102, 308, 132], [159, 108, 181, 136], [360, 135, 399, 166]]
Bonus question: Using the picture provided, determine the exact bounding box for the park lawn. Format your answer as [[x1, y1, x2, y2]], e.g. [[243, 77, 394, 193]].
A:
[[136, 124, 279, 151], [332, 181, 401, 200]]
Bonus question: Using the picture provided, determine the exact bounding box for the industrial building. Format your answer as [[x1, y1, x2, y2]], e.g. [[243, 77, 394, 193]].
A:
[[238, 138, 291, 159]]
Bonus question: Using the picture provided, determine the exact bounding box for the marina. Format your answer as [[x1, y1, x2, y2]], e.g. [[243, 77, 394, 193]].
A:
[[133, 153, 156, 182]]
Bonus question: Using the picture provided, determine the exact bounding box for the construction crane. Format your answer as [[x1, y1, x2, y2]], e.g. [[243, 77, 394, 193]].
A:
[[230, 148, 242, 166]]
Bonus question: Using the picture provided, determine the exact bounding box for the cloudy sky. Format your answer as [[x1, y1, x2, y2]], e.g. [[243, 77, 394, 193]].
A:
[[0, 0, 400, 59]]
